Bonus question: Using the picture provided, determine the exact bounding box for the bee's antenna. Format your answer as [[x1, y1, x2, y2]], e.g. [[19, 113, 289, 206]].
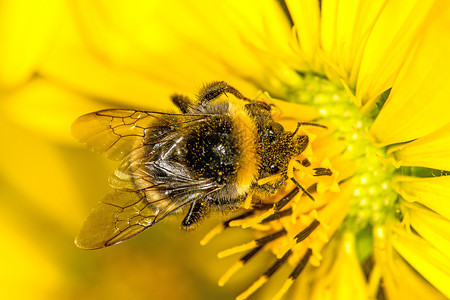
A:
[[291, 121, 327, 137]]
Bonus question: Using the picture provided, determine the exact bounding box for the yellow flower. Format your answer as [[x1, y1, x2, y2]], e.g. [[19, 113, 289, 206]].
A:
[[1, 0, 449, 299]]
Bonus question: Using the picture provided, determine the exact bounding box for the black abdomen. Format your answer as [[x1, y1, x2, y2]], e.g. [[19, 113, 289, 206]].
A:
[[185, 116, 239, 183]]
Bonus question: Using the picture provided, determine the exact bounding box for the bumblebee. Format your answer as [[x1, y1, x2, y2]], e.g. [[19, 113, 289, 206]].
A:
[[73, 81, 316, 249]]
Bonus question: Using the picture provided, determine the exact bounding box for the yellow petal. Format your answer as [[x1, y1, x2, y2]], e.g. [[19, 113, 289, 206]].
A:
[[3, 79, 109, 144], [335, 1, 390, 86], [0, 0, 62, 89], [403, 201, 450, 260], [393, 176, 450, 220], [391, 228, 450, 298], [40, 43, 177, 108], [320, 0, 389, 82], [72, 1, 284, 87], [40, 1, 260, 104], [293, 233, 368, 300], [0, 208, 61, 299], [286, 0, 321, 71], [370, 1, 450, 144], [220, 0, 293, 55], [389, 122, 450, 170], [356, 0, 437, 103], [72, 1, 177, 55], [0, 116, 91, 231], [331, 233, 368, 300], [374, 226, 447, 300]]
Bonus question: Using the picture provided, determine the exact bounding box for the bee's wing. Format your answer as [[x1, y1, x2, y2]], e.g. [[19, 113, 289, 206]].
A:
[[73, 109, 218, 249], [76, 181, 218, 249], [75, 190, 154, 249], [72, 109, 205, 161]]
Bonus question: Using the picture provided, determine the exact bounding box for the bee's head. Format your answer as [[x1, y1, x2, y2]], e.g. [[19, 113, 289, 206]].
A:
[[256, 122, 286, 175]]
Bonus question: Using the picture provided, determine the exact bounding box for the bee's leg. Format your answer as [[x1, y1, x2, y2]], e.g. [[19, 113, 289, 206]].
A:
[[181, 200, 206, 230], [257, 179, 286, 195], [211, 195, 245, 212], [199, 81, 275, 112], [197, 81, 249, 104], [170, 94, 193, 113]]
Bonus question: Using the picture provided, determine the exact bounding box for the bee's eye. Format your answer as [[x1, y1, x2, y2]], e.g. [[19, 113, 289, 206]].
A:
[[266, 122, 284, 139], [269, 164, 280, 174], [271, 122, 284, 133]]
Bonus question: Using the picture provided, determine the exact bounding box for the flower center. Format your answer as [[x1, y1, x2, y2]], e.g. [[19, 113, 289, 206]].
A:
[[276, 73, 399, 240]]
